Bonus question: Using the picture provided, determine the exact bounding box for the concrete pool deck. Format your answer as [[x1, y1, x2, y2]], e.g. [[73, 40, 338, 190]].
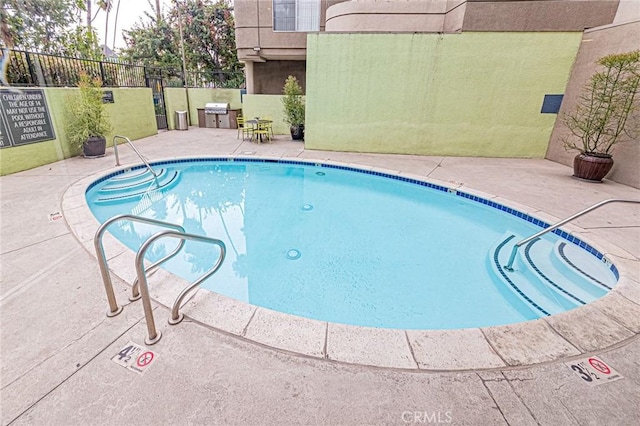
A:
[[1, 127, 639, 424]]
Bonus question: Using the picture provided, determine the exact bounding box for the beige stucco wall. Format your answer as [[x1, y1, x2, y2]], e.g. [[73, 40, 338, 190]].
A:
[[325, 0, 453, 32], [462, 0, 619, 31], [613, 0, 640, 22], [236, 0, 620, 61], [235, 0, 347, 62], [254, 61, 307, 95], [545, 20, 640, 188], [325, 0, 618, 33], [236, 0, 620, 95]]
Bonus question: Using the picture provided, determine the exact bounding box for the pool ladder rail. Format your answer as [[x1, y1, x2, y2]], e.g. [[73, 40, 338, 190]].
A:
[[94, 214, 226, 345], [504, 198, 640, 272], [113, 135, 159, 179], [492, 198, 639, 318]]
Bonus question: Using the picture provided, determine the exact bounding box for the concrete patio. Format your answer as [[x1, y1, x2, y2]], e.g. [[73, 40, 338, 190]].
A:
[[1, 127, 639, 425]]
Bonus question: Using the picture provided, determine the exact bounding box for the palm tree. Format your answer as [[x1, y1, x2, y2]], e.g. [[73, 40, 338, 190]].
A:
[[112, 0, 121, 49], [86, 0, 91, 28], [84, 1, 112, 56], [98, 1, 112, 56]]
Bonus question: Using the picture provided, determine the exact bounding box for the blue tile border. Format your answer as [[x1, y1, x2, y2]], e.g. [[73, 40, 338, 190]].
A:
[[454, 190, 617, 278], [86, 157, 618, 279]]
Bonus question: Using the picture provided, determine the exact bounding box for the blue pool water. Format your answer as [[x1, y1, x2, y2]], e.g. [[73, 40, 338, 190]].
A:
[[86, 159, 617, 329]]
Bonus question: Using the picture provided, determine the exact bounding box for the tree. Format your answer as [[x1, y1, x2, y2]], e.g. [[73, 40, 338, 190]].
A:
[[155, 0, 162, 23], [120, 11, 182, 72], [173, 0, 242, 86], [564, 51, 640, 156], [86, 0, 91, 28], [121, 0, 242, 87], [1, 0, 101, 59]]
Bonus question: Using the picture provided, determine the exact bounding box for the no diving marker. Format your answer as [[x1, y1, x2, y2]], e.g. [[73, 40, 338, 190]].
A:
[[566, 356, 622, 386], [111, 341, 157, 375], [136, 351, 154, 368]]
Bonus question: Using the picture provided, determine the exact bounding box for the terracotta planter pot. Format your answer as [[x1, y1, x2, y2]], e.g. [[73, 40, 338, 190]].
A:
[[83, 136, 107, 158], [573, 153, 614, 182]]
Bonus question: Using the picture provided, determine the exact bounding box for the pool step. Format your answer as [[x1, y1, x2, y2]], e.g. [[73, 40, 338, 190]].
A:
[[99, 168, 169, 192], [95, 170, 181, 204], [552, 241, 616, 292], [489, 234, 615, 317], [490, 236, 568, 316], [523, 238, 606, 305], [108, 167, 151, 183]]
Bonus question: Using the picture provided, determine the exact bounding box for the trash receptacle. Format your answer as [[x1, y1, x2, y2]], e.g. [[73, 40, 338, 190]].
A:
[[175, 110, 188, 130]]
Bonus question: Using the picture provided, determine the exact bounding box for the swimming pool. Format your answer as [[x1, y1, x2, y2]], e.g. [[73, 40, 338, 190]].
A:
[[86, 158, 618, 330]]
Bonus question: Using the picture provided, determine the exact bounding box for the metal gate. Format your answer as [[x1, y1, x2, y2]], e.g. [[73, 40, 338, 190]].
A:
[[146, 75, 167, 130]]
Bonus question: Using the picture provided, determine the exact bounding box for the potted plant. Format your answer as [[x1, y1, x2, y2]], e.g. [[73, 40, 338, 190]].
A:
[[562, 50, 640, 182], [67, 72, 112, 157], [281, 75, 305, 140]]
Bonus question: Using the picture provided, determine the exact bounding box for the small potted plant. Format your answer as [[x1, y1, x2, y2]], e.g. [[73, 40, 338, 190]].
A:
[[281, 75, 305, 140], [67, 72, 112, 157], [562, 50, 640, 182]]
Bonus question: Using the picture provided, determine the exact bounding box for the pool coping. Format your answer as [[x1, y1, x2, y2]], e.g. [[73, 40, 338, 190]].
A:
[[62, 155, 640, 371]]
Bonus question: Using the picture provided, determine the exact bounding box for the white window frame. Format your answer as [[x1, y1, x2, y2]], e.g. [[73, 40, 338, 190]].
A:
[[273, 0, 321, 32]]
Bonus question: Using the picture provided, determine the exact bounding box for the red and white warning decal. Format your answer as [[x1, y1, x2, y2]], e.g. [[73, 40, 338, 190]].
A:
[[111, 341, 157, 375], [565, 356, 622, 386], [134, 351, 154, 369], [48, 211, 63, 222]]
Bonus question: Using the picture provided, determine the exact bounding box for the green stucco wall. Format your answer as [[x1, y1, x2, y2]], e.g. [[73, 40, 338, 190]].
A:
[[164, 88, 244, 128], [242, 94, 291, 135], [0, 87, 156, 175], [186, 89, 242, 126], [305, 32, 583, 157], [164, 88, 189, 129]]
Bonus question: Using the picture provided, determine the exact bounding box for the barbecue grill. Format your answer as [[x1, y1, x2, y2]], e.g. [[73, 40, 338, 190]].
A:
[[205, 102, 231, 128]]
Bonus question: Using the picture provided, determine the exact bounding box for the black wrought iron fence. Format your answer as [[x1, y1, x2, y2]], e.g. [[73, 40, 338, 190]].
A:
[[6, 50, 147, 87], [146, 66, 185, 88], [184, 70, 245, 89], [4, 50, 245, 89]]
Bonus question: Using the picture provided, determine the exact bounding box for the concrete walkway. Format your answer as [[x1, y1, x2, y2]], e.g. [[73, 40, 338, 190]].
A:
[[1, 128, 639, 425]]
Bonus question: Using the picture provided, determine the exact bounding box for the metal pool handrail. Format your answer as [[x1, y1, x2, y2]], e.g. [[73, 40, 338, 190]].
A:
[[113, 135, 159, 178], [504, 198, 640, 272], [94, 214, 186, 317], [134, 230, 226, 345]]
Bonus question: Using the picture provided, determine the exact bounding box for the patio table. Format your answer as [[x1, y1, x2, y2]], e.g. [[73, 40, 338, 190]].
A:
[[245, 118, 273, 143]]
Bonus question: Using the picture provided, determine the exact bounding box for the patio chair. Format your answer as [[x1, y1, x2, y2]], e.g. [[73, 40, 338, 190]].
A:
[[253, 121, 271, 144], [237, 116, 253, 141], [262, 116, 274, 138]]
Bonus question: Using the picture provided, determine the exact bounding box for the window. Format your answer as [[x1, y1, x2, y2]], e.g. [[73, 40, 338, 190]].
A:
[[273, 0, 320, 32]]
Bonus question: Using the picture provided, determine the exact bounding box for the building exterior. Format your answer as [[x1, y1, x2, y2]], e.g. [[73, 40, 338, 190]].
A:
[[234, 0, 620, 95], [234, 0, 639, 188], [546, 4, 640, 188]]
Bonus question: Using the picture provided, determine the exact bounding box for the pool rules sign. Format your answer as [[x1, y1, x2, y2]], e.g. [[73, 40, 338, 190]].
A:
[[0, 89, 56, 148]]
